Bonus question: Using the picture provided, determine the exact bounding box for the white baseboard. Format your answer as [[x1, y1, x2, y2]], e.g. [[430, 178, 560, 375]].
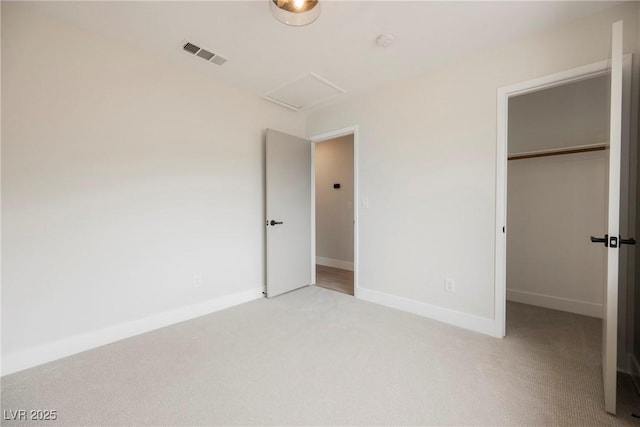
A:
[[357, 288, 498, 337], [507, 289, 602, 318], [316, 256, 354, 271], [2, 287, 263, 376]]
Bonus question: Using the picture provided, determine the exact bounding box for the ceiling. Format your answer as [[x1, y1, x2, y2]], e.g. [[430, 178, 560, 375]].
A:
[[28, 1, 621, 112]]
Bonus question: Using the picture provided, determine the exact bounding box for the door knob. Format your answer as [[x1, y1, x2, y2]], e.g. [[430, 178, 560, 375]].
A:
[[620, 237, 636, 245], [269, 220, 283, 226]]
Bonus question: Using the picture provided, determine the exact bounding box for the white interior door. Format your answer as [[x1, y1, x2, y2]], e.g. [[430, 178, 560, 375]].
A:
[[265, 129, 312, 297], [602, 20, 624, 415]]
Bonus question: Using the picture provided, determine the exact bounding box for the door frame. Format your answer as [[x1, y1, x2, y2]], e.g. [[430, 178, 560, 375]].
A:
[[309, 126, 359, 296], [494, 59, 611, 338]]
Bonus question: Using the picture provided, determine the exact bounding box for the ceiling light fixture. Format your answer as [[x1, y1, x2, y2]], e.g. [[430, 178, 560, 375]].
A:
[[270, 0, 320, 27]]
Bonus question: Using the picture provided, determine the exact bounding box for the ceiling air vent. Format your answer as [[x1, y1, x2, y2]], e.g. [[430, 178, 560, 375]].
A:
[[211, 56, 227, 66], [181, 41, 227, 66], [196, 49, 215, 61], [183, 42, 200, 55]]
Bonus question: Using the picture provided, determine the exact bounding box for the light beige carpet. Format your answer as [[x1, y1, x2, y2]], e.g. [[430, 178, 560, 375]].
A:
[[2, 286, 640, 426]]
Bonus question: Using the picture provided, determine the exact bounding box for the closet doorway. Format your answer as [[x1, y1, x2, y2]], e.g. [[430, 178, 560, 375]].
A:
[[506, 75, 610, 320], [313, 133, 355, 296]]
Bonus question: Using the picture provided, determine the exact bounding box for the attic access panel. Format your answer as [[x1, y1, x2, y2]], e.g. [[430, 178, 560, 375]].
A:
[[264, 73, 345, 111]]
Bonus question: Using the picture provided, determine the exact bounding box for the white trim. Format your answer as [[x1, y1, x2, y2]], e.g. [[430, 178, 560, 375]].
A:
[[309, 126, 359, 297], [495, 59, 612, 338], [2, 288, 263, 376], [311, 144, 317, 286], [316, 256, 354, 271], [506, 289, 602, 318], [499, 60, 610, 99], [358, 288, 498, 337]]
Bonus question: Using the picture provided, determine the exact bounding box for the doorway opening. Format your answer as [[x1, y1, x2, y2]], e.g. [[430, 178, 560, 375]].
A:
[[310, 127, 358, 297], [503, 75, 611, 400], [505, 74, 610, 326], [495, 59, 613, 338]]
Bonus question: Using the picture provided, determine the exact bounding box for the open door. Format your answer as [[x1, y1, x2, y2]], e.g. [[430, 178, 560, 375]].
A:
[[265, 129, 312, 297], [595, 20, 630, 415]]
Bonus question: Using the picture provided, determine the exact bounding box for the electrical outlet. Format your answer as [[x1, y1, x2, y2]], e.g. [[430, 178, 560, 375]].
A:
[[445, 278, 456, 293], [194, 274, 202, 288]]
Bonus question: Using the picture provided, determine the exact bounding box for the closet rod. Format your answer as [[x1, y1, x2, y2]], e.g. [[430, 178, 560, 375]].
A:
[[508, 145, 607, 161]]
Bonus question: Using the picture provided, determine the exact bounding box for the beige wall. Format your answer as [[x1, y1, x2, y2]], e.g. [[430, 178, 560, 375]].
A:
[[508, 75, 609, 154], [507, 151, 607, 317], [315, 135, 354, 267], [306, 2, 639, 322], [1, 4, 305, 362]]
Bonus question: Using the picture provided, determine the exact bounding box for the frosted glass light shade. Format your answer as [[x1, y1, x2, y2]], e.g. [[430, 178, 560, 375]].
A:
[[270, 0, 320, 27]]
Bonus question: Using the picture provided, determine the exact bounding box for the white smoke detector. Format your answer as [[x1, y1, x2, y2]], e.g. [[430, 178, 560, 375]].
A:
[[376, 33, 395, 48]]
